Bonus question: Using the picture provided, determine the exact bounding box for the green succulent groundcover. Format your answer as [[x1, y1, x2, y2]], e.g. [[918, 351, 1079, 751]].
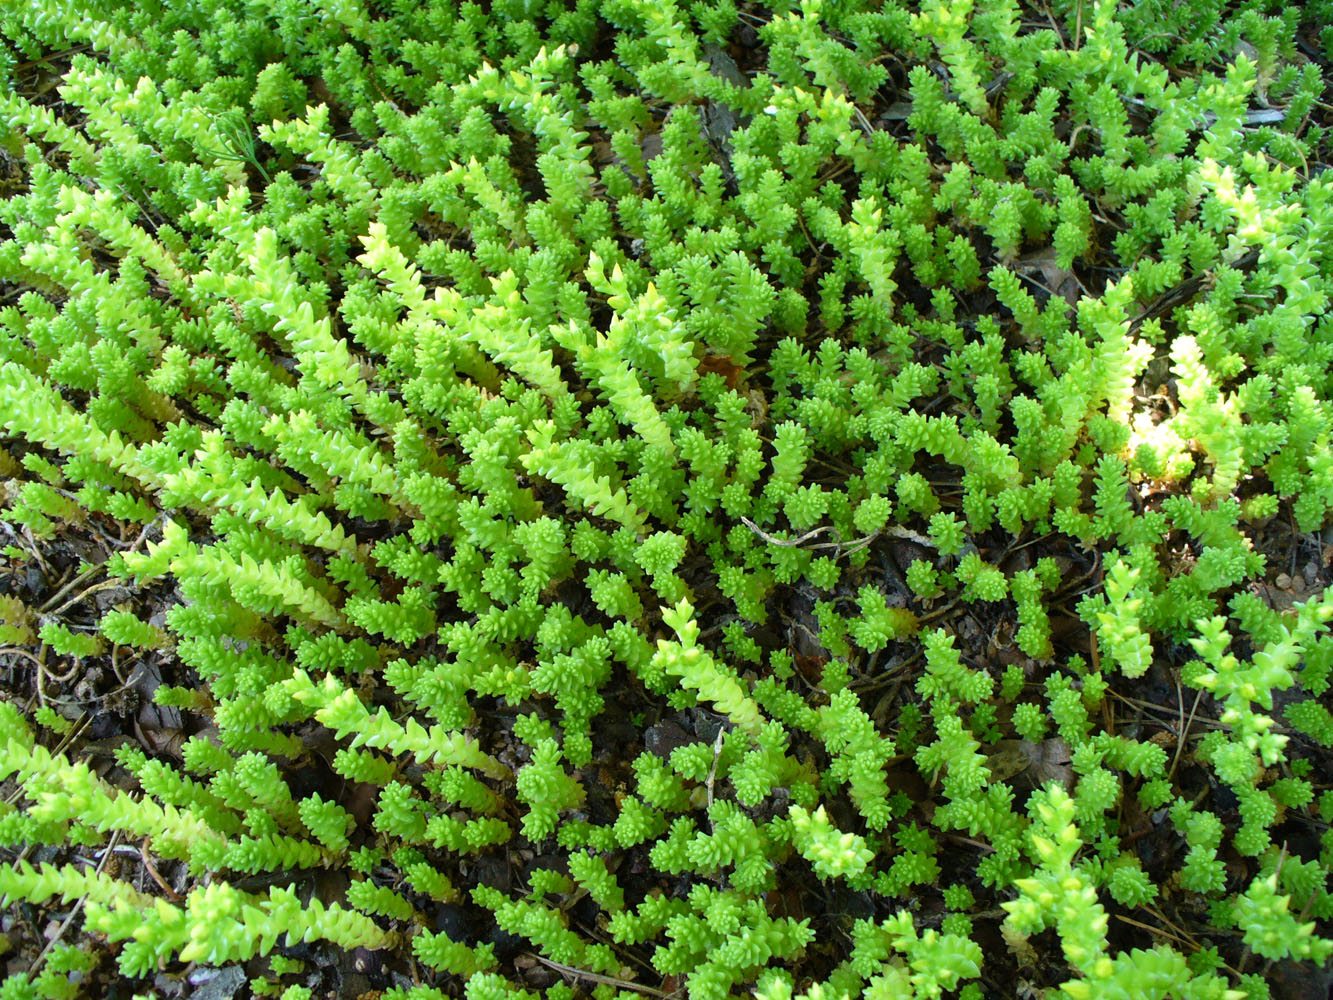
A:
[[2, 0, 1333, 997]]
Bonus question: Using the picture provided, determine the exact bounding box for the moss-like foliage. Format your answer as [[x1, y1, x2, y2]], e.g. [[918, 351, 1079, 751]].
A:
[[1, 0, 1333, 997]]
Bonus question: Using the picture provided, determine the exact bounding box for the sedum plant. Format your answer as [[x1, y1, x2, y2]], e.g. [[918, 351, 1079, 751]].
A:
[[1, 0, 1333, 995]]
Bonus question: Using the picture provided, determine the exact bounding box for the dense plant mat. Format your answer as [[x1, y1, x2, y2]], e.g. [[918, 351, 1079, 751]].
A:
[[2, 0, 1333, 997]]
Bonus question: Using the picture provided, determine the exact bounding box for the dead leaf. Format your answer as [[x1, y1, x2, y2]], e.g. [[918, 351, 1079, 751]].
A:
[[1014, 248, 1083, 309], [987, 738, 1073, 790], [697, 353, 744, 388], [1002, 921, 1040, 968]]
